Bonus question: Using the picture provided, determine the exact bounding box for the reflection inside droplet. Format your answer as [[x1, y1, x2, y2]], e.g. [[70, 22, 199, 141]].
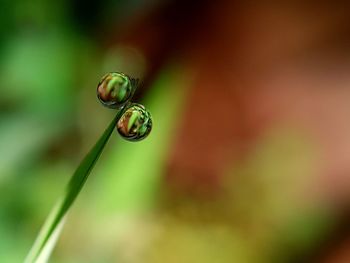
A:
[[97, 72, 134, 109], [117, 103, 152, 141]]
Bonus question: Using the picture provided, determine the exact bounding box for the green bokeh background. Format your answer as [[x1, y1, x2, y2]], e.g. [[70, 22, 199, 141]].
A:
[[0, 1, 348, 262], [0, 1, 192, 262]]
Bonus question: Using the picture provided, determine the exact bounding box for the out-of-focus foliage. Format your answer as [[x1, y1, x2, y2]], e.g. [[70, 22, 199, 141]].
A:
[[1, 0, 349, 262]]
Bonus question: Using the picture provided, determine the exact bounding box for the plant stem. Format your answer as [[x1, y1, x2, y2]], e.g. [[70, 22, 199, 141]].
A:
[[25, 110, 123, 263]]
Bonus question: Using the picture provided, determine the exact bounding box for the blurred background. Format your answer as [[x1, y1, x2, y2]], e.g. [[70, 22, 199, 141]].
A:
[[1, 0, 350, 262]]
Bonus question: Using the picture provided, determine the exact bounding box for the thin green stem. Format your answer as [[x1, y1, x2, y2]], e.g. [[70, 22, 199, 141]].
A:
[[25, 109, 124, 263]]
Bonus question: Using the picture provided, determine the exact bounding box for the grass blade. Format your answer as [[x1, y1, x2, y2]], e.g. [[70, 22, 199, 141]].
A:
[[25, 110, 123, 263]]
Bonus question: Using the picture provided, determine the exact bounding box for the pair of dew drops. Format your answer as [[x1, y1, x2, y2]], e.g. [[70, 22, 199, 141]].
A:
[[97, 72, 152, 141]]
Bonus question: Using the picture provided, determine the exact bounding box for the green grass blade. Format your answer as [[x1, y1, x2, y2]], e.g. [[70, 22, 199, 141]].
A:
[[25, 110, 123, 263]]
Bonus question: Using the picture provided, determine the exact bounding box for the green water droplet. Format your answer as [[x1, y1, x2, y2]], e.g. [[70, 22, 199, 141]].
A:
[[116, 103, 152, 141], [97, 72, 135, 109]]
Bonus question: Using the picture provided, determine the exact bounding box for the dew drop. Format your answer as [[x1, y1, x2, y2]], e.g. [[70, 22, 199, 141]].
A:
[[97, 72, 135, 109], [117, 103, 152, 141]]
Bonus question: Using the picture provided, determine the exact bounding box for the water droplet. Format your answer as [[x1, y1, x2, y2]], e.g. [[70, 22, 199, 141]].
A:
[[117, 103, 152, 141], [97, 72, 135, 108]]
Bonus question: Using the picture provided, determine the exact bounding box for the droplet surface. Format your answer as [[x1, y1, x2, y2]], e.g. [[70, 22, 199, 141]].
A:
[[97, 72, 134, 108], [117, 103, 152, 141]]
